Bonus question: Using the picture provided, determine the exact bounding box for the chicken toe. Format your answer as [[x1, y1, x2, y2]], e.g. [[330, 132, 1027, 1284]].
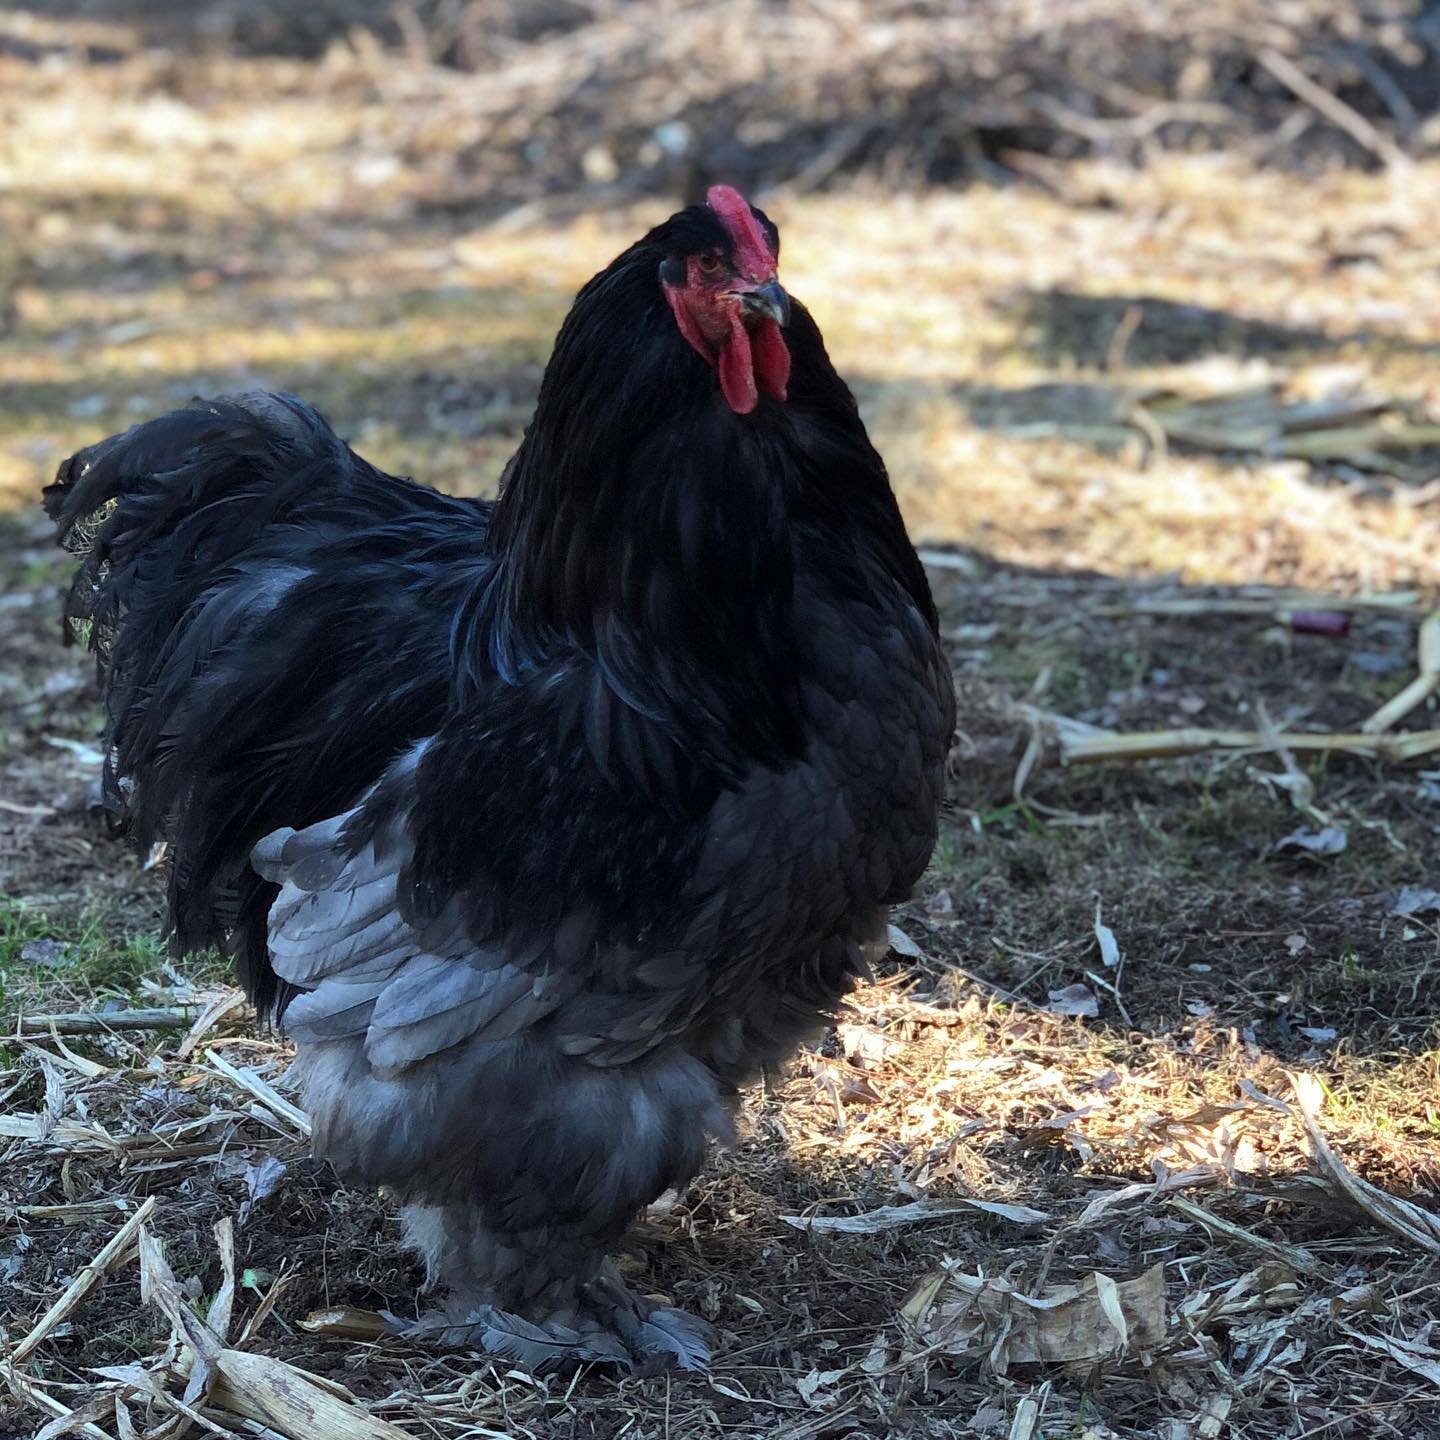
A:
[[387, 1263, 713, 1373]]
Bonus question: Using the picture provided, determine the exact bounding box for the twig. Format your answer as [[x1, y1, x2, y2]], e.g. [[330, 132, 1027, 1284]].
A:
[[1090, 592, 1427, 618], [1362, 611, 1440, 734], [0, 798, 56, 817], [1083, 968, 1133, 1029], [11, 1007, 208, 1037], [1287, 1073, 1440, 1253], [173, 990, 249, 1061], [1167, 1194, 1320, 1273], [203, 1049, 311, 1137], [1055, 726, 1440, 765], [8, 1197, 157, 1366], [4, 1200, 131, 1222], [1256, 46, 1409, 169], [0, 1369, 114, 1440]]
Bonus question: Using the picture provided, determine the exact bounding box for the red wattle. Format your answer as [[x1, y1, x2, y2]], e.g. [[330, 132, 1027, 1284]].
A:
[[718, 309, 758, 414], [752, 318, 790, 402]]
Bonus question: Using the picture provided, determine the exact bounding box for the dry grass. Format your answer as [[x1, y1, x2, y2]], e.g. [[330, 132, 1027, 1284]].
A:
[[3, 13, 1440, 1440], [4, 965, 1440, 1437]]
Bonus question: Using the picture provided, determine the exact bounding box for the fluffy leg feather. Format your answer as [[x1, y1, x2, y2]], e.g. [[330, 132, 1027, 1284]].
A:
[[290, 1035, 730, 1372], [390, 1203, 713, 1372]]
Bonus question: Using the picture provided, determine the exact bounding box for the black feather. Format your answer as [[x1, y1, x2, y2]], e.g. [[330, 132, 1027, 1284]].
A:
[[47, 196, 955, 1367], [45, 391, 492, 1013]]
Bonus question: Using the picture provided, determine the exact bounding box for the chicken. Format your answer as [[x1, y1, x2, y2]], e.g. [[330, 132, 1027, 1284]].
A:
[[46, 186, 955, 1372]]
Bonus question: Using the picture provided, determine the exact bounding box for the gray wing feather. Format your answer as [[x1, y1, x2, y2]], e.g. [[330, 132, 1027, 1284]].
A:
[[255, 807, 564, 1075]]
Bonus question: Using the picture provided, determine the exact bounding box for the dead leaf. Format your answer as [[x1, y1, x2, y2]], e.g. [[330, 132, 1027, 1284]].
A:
[[1093, 903, 1120, 969], [888, 923, 924, 959], [1329, 1283, 1389, 1317], [1092, 1273, 1128, 1348], [1274, 825, 1347, 857], [89, 1363, 167, 1397], [794, 1366, 850, 1407], [968, 1401, 1006, 1434], [1346, 1329, 1440, 1388], [860, 1335, 889, 1375], [922, 1264, 1166, 1372], [926, 889, 957, 921], [238, 1155, 288, 1227], [1047, 983, 1099, 1018], [838, 1023, 898, 1070], [1190, 1261, 1303, 1320], [1015, 1111, 1095, 1163], [1394, 886, 1440, 918]]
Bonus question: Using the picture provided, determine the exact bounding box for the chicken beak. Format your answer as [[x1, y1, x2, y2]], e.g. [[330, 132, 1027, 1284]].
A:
[[737, 279, 790, 327]]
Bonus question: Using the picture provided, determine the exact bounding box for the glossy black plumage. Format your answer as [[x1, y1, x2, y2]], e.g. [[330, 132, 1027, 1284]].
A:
[[46, 198, 955, 1370]]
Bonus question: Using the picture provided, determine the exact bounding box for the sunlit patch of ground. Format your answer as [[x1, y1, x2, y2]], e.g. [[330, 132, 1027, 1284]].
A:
[[2, 26, 1440, 1440]]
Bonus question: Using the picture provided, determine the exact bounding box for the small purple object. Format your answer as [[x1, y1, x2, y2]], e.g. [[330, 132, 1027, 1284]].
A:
[[1290, 610, 1349, 637]]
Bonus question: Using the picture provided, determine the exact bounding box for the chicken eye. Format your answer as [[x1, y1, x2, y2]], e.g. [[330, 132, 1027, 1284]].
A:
[[695, 254, 722, 275]]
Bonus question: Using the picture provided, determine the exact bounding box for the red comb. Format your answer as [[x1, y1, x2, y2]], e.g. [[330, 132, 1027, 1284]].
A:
[[706, 185, 776, 281]]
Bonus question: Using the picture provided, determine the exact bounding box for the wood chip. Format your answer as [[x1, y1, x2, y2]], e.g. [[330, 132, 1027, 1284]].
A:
[[208, 1351, 418, 1440], [296, 1308, 388, 1342], [1195, 1391, 1233, 1438], [1007, 1383, 1051, 1440]]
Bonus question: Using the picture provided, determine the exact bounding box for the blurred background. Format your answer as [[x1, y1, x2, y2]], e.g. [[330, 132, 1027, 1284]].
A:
[[4, 7, 1440, 1438], [1, 0, 1438, 583]]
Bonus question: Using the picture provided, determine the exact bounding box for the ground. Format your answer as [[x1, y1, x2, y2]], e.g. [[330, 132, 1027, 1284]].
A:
[[2, 15, 1440, 1440]]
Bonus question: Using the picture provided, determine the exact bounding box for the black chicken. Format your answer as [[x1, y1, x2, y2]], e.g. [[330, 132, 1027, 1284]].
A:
[[46, 187, 954, 1371]]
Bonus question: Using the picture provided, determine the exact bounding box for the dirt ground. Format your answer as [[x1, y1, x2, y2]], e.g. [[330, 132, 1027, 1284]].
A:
[[3, 10, 1440, 1440]]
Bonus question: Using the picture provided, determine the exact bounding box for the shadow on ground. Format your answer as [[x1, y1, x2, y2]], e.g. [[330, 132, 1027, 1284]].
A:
[[1017, 288, 1440, 369]]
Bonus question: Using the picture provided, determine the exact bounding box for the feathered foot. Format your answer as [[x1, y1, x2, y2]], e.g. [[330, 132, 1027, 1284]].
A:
[[386, 1263, 713, 1374]]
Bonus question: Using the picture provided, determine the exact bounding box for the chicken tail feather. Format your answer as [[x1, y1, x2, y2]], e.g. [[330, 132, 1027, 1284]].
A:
[[45, 392, 482, 1014]]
